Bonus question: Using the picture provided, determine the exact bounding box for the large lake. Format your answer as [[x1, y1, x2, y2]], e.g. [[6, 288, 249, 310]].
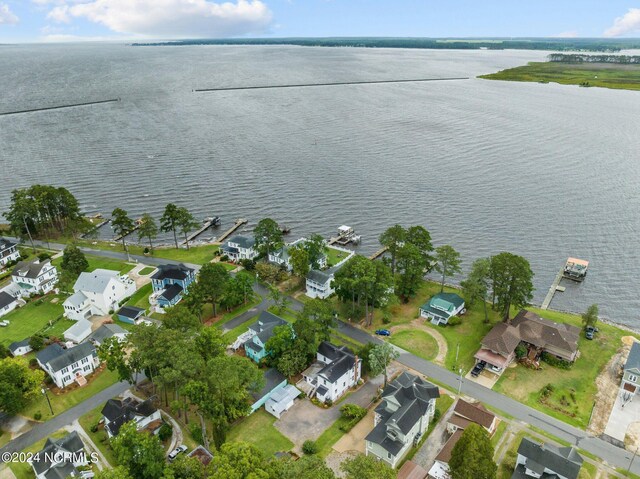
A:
[[1, 44, 639, 325]]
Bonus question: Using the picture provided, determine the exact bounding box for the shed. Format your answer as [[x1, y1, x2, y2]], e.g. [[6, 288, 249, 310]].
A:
[[63, 319, 93, 343], [117, 306, 145, 325]]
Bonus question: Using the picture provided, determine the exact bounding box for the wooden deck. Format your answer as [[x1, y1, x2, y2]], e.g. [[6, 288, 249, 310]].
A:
[[541, 267, 565, 310], [215, 218, 248, 244], [114, 220, 141, 242], [369, 246, 388, 261], [80, 218, 110, 239], [182, 218, 217, 245]]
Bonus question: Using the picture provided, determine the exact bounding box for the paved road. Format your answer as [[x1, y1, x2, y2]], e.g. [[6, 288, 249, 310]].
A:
[[336, 320, 640, 475], [0, 379, 135, 461]]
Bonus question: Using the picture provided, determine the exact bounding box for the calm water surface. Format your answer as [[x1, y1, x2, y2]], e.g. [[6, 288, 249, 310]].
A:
[[1, 44, 639, 325]]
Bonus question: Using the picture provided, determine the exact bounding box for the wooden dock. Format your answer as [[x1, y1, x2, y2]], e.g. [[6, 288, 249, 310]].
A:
[[114, 218, 142, 242], [81, 218, 110, 239], [182, 218, 218, 245], [541, 267, 565, 310], [215, 218, 248, 244], [369, 246, 388, 261]]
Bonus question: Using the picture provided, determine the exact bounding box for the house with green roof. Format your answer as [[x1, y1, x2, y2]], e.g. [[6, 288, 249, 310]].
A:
[[419, 292, 465, 326]]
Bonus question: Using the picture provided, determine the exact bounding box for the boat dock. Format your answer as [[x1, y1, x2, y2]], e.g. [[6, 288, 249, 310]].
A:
[[81, 218, 110, 239], [182, 217, 220, 245], [541, 267, 565, 310], [328, 225, 361, 246], [215, 218, 248, 244], [113, 218, 142, 242], [369, 246, 388, 261]]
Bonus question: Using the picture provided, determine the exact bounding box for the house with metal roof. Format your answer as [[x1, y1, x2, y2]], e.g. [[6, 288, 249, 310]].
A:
[[419, 292, 465, 326], [88, 323, 128, 346], [36, 342, 99, 388], [11, 259, 58, 297], [101, 397, 162, 437], [365, 372, 440, 469], [243, 311, 289, 363], [116, 305, 145, 324], [250, 368, 301, 418], [268, 237, 328, 272], [63, 318, 93, 343], [0, 290, 18, 318], [303, 341, 362, 404], [621, 341, 640, 399], [221, 235, 258, 262], [9, 338, 32, 357], [512, 437, 583, 479], [29, 431, 88, 479], [63, 269, 136, 321], [150, 263, 195, 309], [0, 238, 19, 268]]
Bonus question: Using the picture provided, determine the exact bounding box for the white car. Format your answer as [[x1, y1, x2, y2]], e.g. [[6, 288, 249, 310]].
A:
[[80, 471, 95, 479], [168, 445, 188, 461]]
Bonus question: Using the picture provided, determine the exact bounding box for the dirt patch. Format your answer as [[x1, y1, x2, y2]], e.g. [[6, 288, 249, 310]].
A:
[[325, 451, 358, 478], [390, 319, 448, 365], [588, 336, 637, 435]]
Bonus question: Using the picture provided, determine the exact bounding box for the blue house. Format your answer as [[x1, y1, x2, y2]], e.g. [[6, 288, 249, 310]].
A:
[[151, 264, 196, 308], [419, 292, 465, 325], [116, 306, 145, 325], [244, 311, 288, 363]]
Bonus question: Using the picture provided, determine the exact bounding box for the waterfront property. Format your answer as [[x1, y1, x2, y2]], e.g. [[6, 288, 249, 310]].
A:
[[117, 305, 146, 324], [11, 258, 58, 296], [620, 341, 640, 400], [36, 342, 99, 389], [250, 368, 301, 418], [303, 341, 362, 404], [474, 309, 580, 375], [151, 263, 195, 308], [63, 268, 136, 320], [365, 372, 439, 469], [101, 397, 162, 437], [512, 437, 583, 479], [29, 431, 89, 479], [306, 269, 334, 299], [419, 292, 465, 326], [8, 338, 32, 356], [0, 290, 18, 318], [268, 237, 328, 271], [221, 235, 259, 262], [243, 311, 289, 363], [0, 237, 20, 267]]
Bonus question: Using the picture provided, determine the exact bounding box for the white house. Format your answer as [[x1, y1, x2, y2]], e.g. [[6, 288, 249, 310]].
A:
[[63, 319, 93, 343], [306, 269, 334, 299], [419, 292, 465, 326], [88, 323, 129, 346], [513, 438, 583, 479], [36, 342, 99, 389], [221, 235, 259, 262], [621, 341, 640, 400], [0, 291, 18, 318], [29, 431, 89, 479], [0, 238, 20, 267], [268, 237, 328, 272], [101, 397, 162, 437], [11, 259, 58, 297], [63, 269, 136, 320], [366, 372, 440, 469], [305, 341, 361, 404], [9, 338, 32, 356]]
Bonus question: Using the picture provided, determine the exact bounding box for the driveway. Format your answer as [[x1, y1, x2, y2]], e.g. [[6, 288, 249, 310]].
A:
[[464, 369, 500, 389], [411, 395, 456, 470], [604, 390, 640, 444]]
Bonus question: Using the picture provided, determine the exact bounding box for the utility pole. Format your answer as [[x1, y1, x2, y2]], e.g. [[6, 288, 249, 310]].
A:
[[628, 446, 638, 474], [457, 368, 463, 396], [41, 387, 53, 415], [23, 215, 36, 252]]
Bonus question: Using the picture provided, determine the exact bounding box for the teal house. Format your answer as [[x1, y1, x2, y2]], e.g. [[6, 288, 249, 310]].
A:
[[244, 311, 288, 363], [419, 292, 465, 326], [250, 368, 301, 418]]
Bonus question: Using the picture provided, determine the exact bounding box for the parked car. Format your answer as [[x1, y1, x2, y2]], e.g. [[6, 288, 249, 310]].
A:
[[471, 361, 486, 377], [585, 326, 596, 340], [80, 471, 95, 479], [375, 329, 391, 336], [168, 445, 188, 461]]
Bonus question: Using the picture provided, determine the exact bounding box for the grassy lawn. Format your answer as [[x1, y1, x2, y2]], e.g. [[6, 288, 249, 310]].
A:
[[227, 409, 293, 457], [0, 428, 10, 448], [491, 420, 508, 449], [326, 247, 351, 267], [390, 330, 438, 361], [222, 317, 258, 343], [479, 61, 640, 91], [497, 430, 527, 479], [138, 266, 156, 275], [0, 295, 65, 346], [124, 282, 152, 312], [78, 404, 118, 466], [9, 430, 69, 479], [22, 368, 120, 420], [315, 415, 351, 458]]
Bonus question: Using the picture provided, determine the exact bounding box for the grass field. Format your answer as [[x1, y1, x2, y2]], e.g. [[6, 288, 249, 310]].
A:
[[138, 266, 156, 276], [479, 61, 640, 91], [52, 254, 135, 277], [227, 409, 293, 457], [124, 282, 153, 312], [0, 295, 66, 346], [78, 404, 118, 466], [326, 247, 351, 267], [390, 329, 438, 361]]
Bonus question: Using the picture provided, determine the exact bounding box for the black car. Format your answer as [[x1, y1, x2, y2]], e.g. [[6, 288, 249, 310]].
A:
[[585, 326, 596, 340], [471, 360, 486, 377]]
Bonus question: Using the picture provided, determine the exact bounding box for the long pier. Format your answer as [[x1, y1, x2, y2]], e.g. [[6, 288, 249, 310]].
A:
[[194, 77, 469, 93], [81, 219, 110, 239], [182, 218, 217, 245], [0, 98, 120, 117], [215, 218, 248, 244], [541, 267, 565, 310], [369, 246, 389, 261], [114, 219, 142, 242]]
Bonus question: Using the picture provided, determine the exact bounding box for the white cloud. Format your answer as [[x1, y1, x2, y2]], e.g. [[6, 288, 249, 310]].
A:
[[45, 0, 273, 38], [0, 3, 19, 25], [604, 8, 640, 37], [553, 30, 578, 38]]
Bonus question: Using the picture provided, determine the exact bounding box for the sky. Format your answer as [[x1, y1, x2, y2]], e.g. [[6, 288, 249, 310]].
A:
[[0, 0, 639, 43]]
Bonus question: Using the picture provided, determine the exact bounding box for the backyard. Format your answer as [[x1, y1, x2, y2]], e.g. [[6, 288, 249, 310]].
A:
[[390, 329, 438, 362], [227, 409, 293, 457], [326, 247, 351, 267], [0, 294, 68, 346]]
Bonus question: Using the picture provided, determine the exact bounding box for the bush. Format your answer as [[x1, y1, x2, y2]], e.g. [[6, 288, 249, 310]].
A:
[[540, 383, 555, 399], [325, 399, 333, 407], [240, 258, 255, 271], [220, 254, 230, 262], [29, 358, 38, 367], [90, 423, 99, 433], [432, 408, 442, 423], [340, 403, 367, 419], [38, 252, 52, 262], [515, 343, 527, 359], [143, 247, 150, 254], [541, 352, 572, 370], [447, 316, 462, 326], [357, 342, 376, 376], [34, 412, 42, 421], [189, 423, 204, 445], [29, 334, 46, 352], [302, 440, 318, 455], [158, 423, 173, 441]]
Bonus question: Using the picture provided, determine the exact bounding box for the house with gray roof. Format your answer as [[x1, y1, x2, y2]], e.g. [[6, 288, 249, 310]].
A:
[[9, 338, 32, 357], [243, 311, 289, 363], [101, 397, 162, 437], [419, 292, 465, 326], [36, 342, 98, 389], [151, 263, 195, 309], [11, 259, 58, 297], [250, 368, 301, 418], [268, 237, 328, 272], [0, 238, 19, 268], [88, 323, 128, 346], [221, 235, 258, 262], [306, 269, 334, 299], [512, 437, 583, 479], [621, 341, 640, 399], [366, 372, 440, 468], [29, 431, 88, 479], [63, 319, 92, 344], [0, 290, 18, 318], [304, 341, 362, 404]]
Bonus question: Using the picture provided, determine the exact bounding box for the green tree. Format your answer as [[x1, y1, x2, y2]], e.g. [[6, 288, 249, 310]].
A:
[[98, 336, 134, 384], [160, 203, 181, 249], [341, 454, 396, 479], [162, 304, 202, 333], [182, 283, 206, 322], [379, 224, 406, 274], [111, 422, 166, 479], [434, 245, 462, 293], [582, 303, 599, 330], [94, 467, 133, 479], [461, 258, 491, 323], [193, 327, 226, 362], [357, 342, 376, 376], [280, 455, 337, 479], [395, 243, 428, 302], [60, 244, 89, 276], [489, 252, 535, 321], [299, 298, 335, 340], [176, 207, 199, 250], [207, 442, 271, 479], [276, 342, 311, 378], [265, 324, 297, 361], [255, 262, 281, 283], [137, 213, 158, 252], [290, 245, 311, 278], [303, 234, 328, 269], [111, 208, 135, 251], [28, 334, 46, 352], [268, 285, 291, 314], [406, 225, 435, 267], [254, 218, 284, 258], [196, 263, 230, 317], [0, 357, 44, 415], [448, 423, 497, 479], [369, 342, 399, 386], [165, 454, 205, 479], [0, 344, 9, 359]]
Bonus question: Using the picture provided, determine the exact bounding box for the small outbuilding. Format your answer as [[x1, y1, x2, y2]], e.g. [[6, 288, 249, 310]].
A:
[[117, 305, 145, 324], [63, 319, 93, 343], [9, 338, 32, 357]]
